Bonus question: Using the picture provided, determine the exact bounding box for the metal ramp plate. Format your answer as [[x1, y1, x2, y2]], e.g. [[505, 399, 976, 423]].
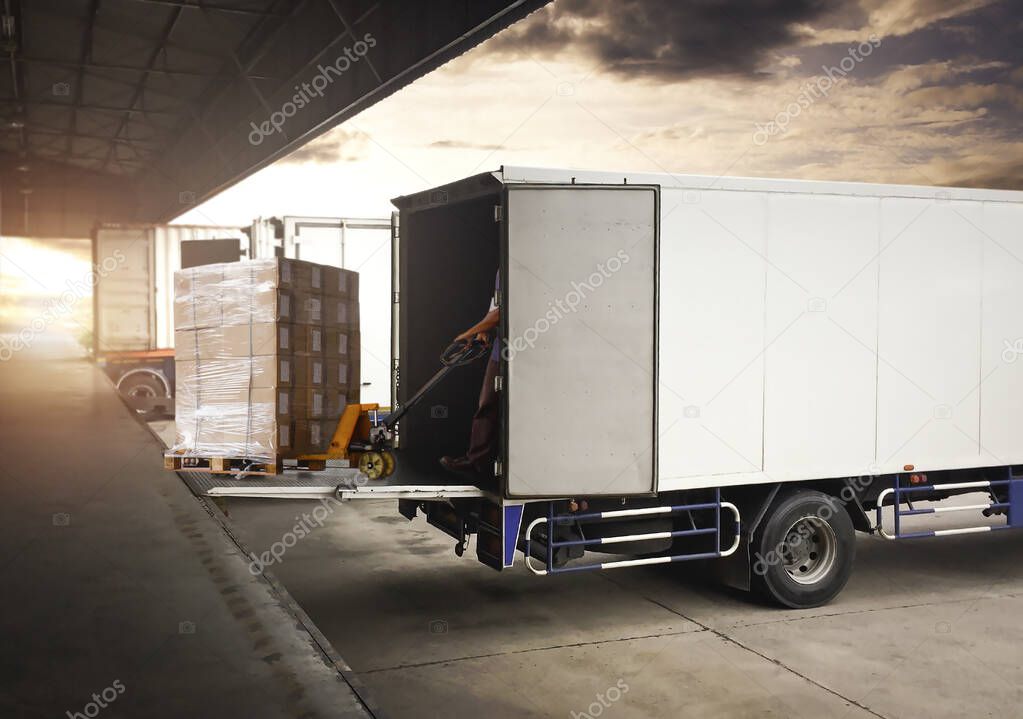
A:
[[180, 468, 486, 501]]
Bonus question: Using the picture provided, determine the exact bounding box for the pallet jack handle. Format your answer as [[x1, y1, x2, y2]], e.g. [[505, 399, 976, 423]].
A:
[[383, 338, 490, 430]]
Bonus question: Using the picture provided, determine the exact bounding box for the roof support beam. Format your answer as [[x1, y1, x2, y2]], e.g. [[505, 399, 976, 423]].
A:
[[102, 7, 184, 170], [0, 97, 179, 116], [16, 57, 278, 81], [67, 0, 99, 162], [26, 127, 164, 147], [123, 0, 290, 16]]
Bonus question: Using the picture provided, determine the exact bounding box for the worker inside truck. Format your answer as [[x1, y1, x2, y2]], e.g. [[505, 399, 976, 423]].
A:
[[440, 271, 500, 474]]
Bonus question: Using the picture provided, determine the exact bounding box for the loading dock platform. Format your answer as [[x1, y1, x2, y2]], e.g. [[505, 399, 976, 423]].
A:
[[0, 335, 376, 718]]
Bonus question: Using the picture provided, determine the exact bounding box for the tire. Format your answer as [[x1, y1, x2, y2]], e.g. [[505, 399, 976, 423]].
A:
[[751, 489, 855, 609], [118, 373, 167, 421]]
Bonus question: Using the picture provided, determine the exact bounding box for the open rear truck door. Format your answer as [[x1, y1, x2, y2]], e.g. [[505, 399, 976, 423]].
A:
[[501, 183, 660, 498]]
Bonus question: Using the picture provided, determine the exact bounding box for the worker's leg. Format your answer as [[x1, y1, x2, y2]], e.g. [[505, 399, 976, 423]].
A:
[[466, 358, 499, 468]]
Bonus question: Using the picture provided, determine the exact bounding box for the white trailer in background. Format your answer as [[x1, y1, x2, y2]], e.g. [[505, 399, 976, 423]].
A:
[[183, 167, 1023, 609], [93, 224, 249, 418], [94, 216, 395, 416]]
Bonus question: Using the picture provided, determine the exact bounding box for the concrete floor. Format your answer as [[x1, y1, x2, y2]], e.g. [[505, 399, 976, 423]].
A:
[[0, 336, 373, 719], [223, 495, 1023, 719], [10, 333, 1023, 718]]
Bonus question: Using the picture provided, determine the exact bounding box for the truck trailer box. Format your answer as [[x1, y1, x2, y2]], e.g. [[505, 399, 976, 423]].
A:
[[94, 224, 249, 353], [392, 166, 1023, 500]]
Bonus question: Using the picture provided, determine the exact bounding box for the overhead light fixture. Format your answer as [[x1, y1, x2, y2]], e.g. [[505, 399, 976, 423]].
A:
[[5, 118, 25, 129], [15, 163, 29, 172]]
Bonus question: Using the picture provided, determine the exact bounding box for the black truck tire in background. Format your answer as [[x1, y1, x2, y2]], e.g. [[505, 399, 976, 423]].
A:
[[117, 371, 169, 421], [751, 489, 856, 609]]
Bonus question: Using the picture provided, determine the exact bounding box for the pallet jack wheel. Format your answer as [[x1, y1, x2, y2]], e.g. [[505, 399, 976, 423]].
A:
[[381, 451, 396, 478], [358, 451, 386, 480]]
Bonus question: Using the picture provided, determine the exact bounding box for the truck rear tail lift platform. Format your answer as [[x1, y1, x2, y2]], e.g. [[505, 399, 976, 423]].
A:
[[180, 468, 486, 502]]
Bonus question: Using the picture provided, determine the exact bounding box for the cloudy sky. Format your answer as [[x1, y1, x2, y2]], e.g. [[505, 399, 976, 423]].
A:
[[177, 0, 1023, 227]]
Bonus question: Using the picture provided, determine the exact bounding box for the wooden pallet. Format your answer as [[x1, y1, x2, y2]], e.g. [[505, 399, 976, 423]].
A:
[[163, 454, 284, 476], [163, 453, 333, 476]]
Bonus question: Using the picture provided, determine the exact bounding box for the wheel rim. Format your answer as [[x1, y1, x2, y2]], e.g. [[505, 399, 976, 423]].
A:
[[127, 385, 156, 415], [779, 515, 837, 586]]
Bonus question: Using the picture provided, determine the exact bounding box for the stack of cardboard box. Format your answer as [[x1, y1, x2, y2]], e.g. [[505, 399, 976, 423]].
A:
[[170, 258, 360, 463]]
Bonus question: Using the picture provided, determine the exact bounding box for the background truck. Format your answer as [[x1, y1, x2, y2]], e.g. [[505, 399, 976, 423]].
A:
[[93, 224, 250, 419], [175, 166, 1023, 609]]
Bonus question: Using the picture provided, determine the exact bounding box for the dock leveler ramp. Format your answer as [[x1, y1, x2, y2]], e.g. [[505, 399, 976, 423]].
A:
[[185, 166, 1023, 609]]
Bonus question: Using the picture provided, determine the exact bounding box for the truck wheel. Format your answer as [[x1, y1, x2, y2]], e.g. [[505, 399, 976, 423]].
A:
[[751, 490, 855, 609], [118, 373, 167, 421]]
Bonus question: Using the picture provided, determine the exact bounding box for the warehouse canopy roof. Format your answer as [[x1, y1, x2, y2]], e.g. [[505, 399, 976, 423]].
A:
[[0, 0, 550, 237]]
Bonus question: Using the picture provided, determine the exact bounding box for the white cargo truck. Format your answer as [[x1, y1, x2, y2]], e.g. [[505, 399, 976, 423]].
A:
[[187, 166, 1023, 608]]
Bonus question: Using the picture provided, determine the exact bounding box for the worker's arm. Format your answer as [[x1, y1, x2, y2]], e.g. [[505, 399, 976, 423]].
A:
[[455, 308, 499, 343]]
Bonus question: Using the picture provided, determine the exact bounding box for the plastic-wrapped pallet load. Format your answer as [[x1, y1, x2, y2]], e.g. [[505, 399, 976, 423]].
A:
[[168, 258, 360, 471]]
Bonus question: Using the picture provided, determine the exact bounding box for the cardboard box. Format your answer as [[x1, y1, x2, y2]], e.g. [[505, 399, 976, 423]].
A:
[[173, 404, 280, 458], [324, 388, 352, 418], [211, 427, 281, 457], [291, 355, 324, 387], [322, 266, 359, 298], [220, 288, 294, 325], [289, 387, 327, 418], [220, 257, 308, 292], [175, 356, 291, 389], [290, 323, 324, 354], [293, 293, 323, 325], [212, 387, 290, 418], [325, 327, 359, 357], [289, 420, 333, 453], [324, 359, 351, 389], [174, 266, 228, 329], [323, 297, 358, 327], [174, 323, 289, 361]]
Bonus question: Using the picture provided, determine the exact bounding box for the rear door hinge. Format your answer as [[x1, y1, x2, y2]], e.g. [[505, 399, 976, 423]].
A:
[[494, 205, 503, 223], [392, 291, 399, 304], [494, 375, 503, 392], [494, 460, 503, 477]]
